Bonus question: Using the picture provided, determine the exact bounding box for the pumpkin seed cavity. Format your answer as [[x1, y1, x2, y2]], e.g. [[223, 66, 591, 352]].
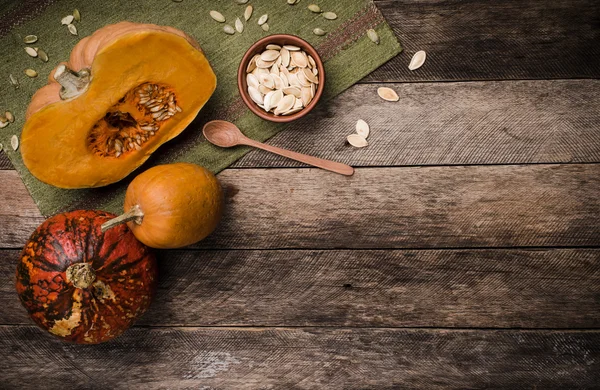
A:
[[88, 83, 181, 158]]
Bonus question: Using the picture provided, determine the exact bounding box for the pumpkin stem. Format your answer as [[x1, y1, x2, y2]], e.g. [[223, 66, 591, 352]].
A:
[[101, 205, 145, 232], [65, 263, 96, 289], [54, 64, 91, 100]]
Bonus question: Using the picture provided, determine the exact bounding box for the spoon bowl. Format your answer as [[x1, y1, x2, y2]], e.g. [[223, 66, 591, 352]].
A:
[[202, 120, 243, 147]]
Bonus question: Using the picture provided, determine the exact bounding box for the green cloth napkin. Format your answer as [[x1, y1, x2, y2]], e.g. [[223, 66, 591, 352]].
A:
[[0, 0, 401, 217]]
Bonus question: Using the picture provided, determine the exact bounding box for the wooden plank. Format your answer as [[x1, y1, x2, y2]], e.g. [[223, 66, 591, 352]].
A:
[[1, 164, 599, 249], [0, 152, 11, 170], [2, 248, 599, 328], [368, 0, 600, 82], [1, 326, 598, 389], [233, 80, 600, 168]]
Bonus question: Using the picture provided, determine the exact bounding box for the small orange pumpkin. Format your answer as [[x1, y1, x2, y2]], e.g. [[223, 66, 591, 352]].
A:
[[102, 163, 224, 249], [21, 22, 217, 188]]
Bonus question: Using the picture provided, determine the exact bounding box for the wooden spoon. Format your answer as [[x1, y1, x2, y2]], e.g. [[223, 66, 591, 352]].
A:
[[203, 120, 354, 176]]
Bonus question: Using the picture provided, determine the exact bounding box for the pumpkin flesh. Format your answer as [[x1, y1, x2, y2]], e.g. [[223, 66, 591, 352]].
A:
[[21, 23, 217, 188]]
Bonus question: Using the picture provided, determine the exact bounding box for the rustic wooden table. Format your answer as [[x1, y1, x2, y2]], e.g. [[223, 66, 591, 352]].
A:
[[1, 0, 599, 388]]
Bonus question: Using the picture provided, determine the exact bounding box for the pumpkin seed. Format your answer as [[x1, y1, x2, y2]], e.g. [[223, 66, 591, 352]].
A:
[[23, 35, 37, 44], [73, 9, 81, 21], [367, 29, 379, 44], [247, 73, 259, 89], [347, 134, 368, 148], [356, 119, 370, 138], [235, 0, 249, 3], [408, 50, 426, 71], [244, 5, 253, 21], [308, 4, 321, 13], [24, 47, 38, 57], [223, 25, 235, 35], [261, 23, 270, 32], [322, 12, 337, 20], [303, 68, 319, 84], [313, 28, 326, 36], [258, 14, 268, 25], [5, 111, 14, 123], [210, 10, 226, 23], [11, 134, 19, 151], [61, 15, 74, 25], [287, 0, 296, 4], [282, 86, 301, 98], [0, 120, 7, 128], [377, 87, 399, 102], [274, 94, 295, 115], [266, 44, 282, 50], [9, 74, 19, 89], [24, 68, 38, 78], [37, 49, 49, 62], [280, 48, 291, 67], [283, 107, 303, 116], [0, 143, 3, 151], [301, 87, 313, 107], [260, 50, 280, 62], [68, 23, 78, 35], [283, 45, 300, 51], [291, 51, 308, 68], [235, 17, 244, 33], [248, 86, 264, 105]]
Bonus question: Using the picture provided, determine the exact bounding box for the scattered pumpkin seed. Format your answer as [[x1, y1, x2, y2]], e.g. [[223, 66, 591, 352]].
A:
[[235, 0, 249, 3], [9, 74, 19, 89], [5, 111, 14, 123], [73, 9, 81, 21], [258, 14, 268, 25], [261, 23, 270, 32], [367, 29, 379, 44], [37, 49, 49, 62], [68, 23, 78, 35], [61, 15, 74, 25], [356, 119, 370, 138], [210, 10, 226, 23], [313, 28, 326, 36], [347, 134, 368, 148], [322, 12, 337, 20], [11, 134, 19, 151], [244, 5, 253, 21], [0, 143, 3, 151], [308, 4, 321, 13], [408, 50, 426, 71], [223, 24, 235, 35], [24, 68, 38, 78], [24, 47, 38, 57], [377, 87, 399, 102], [287, 0, 297, 4], [235, 17, 244, 33], [23, 35, 37, 44]]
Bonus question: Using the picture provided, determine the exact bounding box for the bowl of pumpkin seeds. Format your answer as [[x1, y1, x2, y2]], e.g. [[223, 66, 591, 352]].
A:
[[238, 34, 325, 123]]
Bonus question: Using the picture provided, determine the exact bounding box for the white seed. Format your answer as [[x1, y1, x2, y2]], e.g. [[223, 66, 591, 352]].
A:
[[263, 90, 276, 112], [283, 45, 300, 51], [293, 96, 304, 109], [61, 15, 74, 25], [247, 54, 259, 73], [73, 9, 81, 22], [367, 29, 379, 44], [5, 111, 14, 123], [260, 49, 280, 62], [308, 4, 321, 13], [223, 25, 235, 35], [272, 74, 284, 90], [310, 83, 316, 97], [24, 46, 37, 57], [291, 51, 308, 67], [269, 90, 283, 109], [377, 87, 399, 102], [37, 49, 49, 62], [308, 55, 316, 68], [303, 67, 319, 84], [68, 24, 77, 35], [280, 48, 291, 67], [274, 94, 295, 115], [150, 105, 164, 112], [176, 105, 182, 112], [11, 135, 19, 151], [244, 5, 253, 21], [23, 35, 37, 44], [270, 63, 279, 75], [313, 28, 326, 36], [408, 50, 426, 71], [210, 10, 226, 23], [256, 58, 274, 68], [115, 151, 121, 157], [287, 0, 297, 4], [283, 107, 303, 116], [322, 12, 337, 20], [114, 139, 123, 152], [9, 74, 19, 88], [235, 18, 244, 33], [258, 14, 268, 25], [356, 119, 370, 138], [261, 23, 270, 32], [0, 121, 7, 129], [248, 86, 264, 105], [235, 0, 249, 3], [266, 44, 282, 50], [301, 87, 313, 107], [347, 134, 368, 148], [247, 73, 260, 89], [24, 68, 37, 78], [296, 70, 311, 87], [258, 84, 273, 95], [282, 87, 301, 98]]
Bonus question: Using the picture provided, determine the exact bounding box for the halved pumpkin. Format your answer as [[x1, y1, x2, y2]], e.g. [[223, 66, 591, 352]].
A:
[[21, 22, 217, 188]]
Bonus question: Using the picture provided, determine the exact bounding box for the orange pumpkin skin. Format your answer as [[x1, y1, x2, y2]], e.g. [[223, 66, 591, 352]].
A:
[[21, 22, 217, 188], [124, 163, 224, 249]]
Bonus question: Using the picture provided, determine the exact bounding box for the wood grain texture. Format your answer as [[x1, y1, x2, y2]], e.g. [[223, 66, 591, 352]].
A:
[[1, 248, 599, 328], [368, 0, 600, 82], [1, 164, 599, 249], [0, 152, 11, 170], [233, 80, 600, 168], [1, 326, 598, 389]]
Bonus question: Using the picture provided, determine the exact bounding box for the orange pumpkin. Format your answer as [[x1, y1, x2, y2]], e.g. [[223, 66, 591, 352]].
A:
[[102, 163, 224, 249], [21, 22, 217, 188]]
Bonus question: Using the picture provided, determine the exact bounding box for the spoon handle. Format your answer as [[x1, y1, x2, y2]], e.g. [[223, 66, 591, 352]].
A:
[[243, 138, 354, 176]]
